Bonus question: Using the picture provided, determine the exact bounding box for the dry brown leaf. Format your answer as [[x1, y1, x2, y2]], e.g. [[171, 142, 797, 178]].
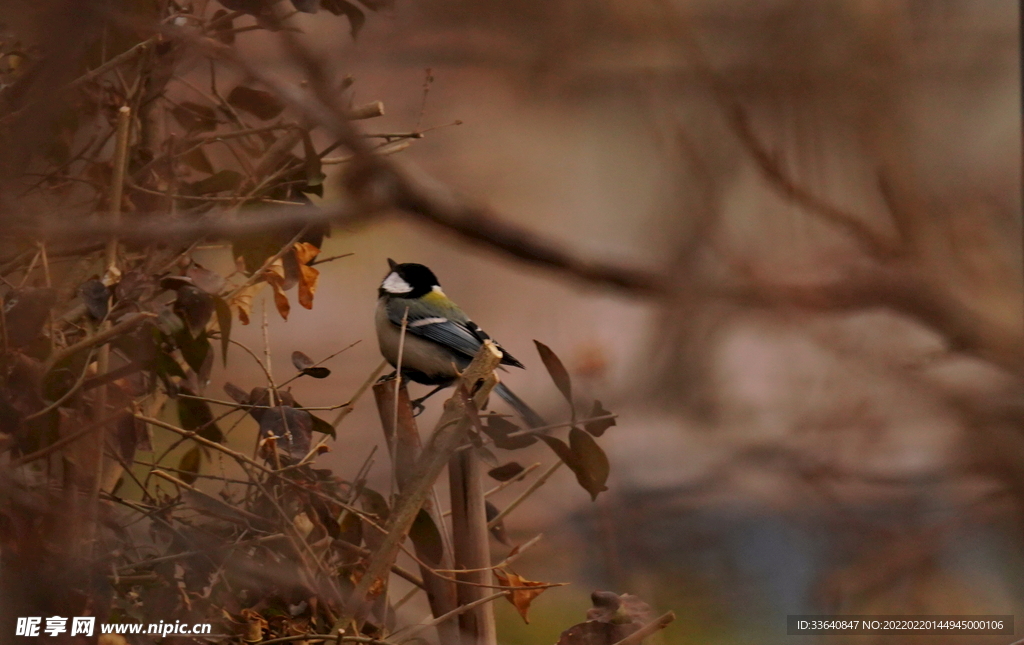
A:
[[228, 282, 263, 326], [98, 635, 128, 645], [293, 242, 320, 309], [263, 259, 290, 320], [494, 568, 549, 624], [293, 241, 320, 265], [298, 263, 319, 309]]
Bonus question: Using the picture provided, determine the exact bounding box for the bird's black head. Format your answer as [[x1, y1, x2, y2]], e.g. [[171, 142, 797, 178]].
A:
[[379, 259, 441, 298]]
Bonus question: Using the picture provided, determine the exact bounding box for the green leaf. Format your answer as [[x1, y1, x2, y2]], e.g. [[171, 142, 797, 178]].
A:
[[227, 85, 285, 121], [584, 400, 616, 437], [534, 340, 572, 405], [178, 446, 202, 484], [213, 296, 232, 367]]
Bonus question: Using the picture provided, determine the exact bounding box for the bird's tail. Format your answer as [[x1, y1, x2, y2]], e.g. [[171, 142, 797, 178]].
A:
[[494, 382, 546, 429]]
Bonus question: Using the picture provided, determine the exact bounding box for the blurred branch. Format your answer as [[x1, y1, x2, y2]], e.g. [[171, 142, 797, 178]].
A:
[[666, 2, 899, 259], [714, 264, 1024, 372], [192, 31, 674, 298]]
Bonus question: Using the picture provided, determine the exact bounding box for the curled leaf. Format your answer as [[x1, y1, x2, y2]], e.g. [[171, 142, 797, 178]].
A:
[[494, 569, 550, 624], [228, 282, 262, 325], [262, 260, 290, 320]]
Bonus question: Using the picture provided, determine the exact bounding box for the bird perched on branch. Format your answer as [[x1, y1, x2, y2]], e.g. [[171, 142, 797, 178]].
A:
[[375, 259, 544, 427]]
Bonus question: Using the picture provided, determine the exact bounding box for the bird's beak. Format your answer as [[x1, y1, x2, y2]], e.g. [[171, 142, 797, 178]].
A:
[[387, 258, 397, 270]]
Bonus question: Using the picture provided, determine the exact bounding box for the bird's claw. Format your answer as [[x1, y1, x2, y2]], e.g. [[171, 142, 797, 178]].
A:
[[410, 398, 426, 417]]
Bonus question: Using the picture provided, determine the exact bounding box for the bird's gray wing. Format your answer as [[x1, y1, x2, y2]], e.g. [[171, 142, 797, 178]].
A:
[[386, 299, 483, 359]]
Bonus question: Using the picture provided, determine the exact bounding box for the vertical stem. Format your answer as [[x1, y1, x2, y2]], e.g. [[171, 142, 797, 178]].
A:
[[373, 380, 460, 645], [88, 105, 131, 555], [105, 106, 131, 272], [450, 448, 497, 645]]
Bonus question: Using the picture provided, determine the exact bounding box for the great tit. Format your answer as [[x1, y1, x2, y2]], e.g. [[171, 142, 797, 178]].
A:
[[375, 259, 544, 427]]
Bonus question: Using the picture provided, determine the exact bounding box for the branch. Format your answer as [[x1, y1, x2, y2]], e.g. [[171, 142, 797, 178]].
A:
[[333, 341, 503, 633], [189, 30, 673, 298], [714, 264, 1024, 372], [44, 312, 156, 372], [667, 5, 898, 259], [609, 611, 676, 645]]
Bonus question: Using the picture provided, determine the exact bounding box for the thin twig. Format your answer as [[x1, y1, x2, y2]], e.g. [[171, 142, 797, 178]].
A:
[[487, 461, 563, 529], [608, 611, 676, 645], [396, 592, 506, 643]]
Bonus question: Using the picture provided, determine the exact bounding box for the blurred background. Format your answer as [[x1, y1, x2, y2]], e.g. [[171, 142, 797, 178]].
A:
[[3, 0, 1022, 643], [220, 2, 1024, 643]]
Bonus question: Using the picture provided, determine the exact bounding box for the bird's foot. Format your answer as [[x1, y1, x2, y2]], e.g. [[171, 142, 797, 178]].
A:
[[410, 397, 427, 417]]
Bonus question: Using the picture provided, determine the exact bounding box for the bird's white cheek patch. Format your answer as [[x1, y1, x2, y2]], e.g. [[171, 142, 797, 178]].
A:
[[382, 272, 413, 294]]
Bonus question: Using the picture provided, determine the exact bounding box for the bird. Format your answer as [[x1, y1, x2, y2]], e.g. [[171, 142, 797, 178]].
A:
[[375, 259, 544, 427]]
